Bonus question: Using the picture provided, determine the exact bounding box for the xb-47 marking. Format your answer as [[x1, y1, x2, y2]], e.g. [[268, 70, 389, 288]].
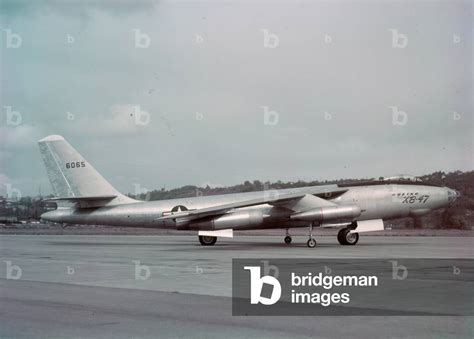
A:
[[402, 195, 430, 204]]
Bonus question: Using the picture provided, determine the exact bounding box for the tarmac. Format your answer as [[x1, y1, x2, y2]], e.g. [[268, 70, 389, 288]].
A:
[[1, 235, 473, 338]]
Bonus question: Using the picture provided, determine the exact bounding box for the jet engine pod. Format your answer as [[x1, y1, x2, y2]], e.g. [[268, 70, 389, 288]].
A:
[[290, 205, 361, 222], [187, 210, 264, 230]]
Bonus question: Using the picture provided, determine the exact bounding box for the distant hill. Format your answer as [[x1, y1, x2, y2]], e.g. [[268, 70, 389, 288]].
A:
[[3, 171, 473, 229]]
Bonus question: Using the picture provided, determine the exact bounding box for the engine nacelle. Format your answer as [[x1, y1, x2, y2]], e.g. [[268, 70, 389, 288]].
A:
[[290, 205, 361, 222], [183, 210, 264, 230]]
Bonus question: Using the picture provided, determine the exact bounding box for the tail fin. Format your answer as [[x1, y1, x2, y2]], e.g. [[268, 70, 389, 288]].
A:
[[38, 135, 134, 204]]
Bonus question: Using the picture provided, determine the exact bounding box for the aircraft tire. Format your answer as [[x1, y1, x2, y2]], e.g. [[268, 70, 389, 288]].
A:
[[284, 236, 292, 244], [307, 238, 317, 248], [199, 235, 217, 246], [337, 228, 347, 245], [338, 228, 359, 245]]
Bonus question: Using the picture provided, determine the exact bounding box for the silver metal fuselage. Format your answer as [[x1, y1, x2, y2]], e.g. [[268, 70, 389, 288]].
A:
[[42, 183, 456, 230]]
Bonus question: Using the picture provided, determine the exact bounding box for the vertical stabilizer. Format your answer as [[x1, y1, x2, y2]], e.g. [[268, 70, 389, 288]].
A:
[[38, 135, 134, 204]]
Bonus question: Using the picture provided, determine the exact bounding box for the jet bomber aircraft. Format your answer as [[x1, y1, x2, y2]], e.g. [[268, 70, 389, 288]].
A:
[[38, 135, 459, 247]]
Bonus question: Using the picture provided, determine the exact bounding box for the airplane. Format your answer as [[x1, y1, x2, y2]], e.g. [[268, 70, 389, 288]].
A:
[[38, 135, 459, 248]]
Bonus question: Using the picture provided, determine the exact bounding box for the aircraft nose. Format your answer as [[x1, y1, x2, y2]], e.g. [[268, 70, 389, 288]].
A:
[[455, 190, 461, 199], [447, 188, 460, 203]]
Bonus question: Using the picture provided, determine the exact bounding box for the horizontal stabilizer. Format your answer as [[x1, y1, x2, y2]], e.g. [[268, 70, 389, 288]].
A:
[[43, 195, 118, 208], [44, 195, 117, 203]]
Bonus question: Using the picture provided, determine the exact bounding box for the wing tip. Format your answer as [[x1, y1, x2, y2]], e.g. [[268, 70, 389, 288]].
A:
[[38, 135, 64, 143]]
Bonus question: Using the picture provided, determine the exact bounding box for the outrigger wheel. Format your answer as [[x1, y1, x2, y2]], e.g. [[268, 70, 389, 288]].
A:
[[199, 235, 217, 246], [337, 228, 359, 246]]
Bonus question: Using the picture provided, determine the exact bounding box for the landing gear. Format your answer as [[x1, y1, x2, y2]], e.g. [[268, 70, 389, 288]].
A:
[[337, 228, 359, 246], [306, 222, 317, 248], [199, 235, 217, 246], [284, 229, 292, 244]]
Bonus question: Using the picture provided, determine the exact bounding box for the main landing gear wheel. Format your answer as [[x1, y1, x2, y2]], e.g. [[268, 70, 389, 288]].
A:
[[307, 238, 317, 248], [199, 235, 217, 246], [337, 228, 359, 246], [284, 236, 292, 244]]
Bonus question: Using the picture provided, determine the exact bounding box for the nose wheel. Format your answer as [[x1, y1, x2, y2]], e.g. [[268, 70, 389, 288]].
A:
[[306, 222, 317, 248], [284, 229, 292, 244]]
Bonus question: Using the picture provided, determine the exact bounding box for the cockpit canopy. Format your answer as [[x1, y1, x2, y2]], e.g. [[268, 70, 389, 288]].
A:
[[379, 175, 422, 182], [338, 174, 442, 188]]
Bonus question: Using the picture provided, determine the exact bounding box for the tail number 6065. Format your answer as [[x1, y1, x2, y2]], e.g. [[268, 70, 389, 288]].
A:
[[66, 161, 85, 169]]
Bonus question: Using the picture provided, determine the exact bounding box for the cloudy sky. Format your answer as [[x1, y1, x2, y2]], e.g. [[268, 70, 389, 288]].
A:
[[0, 0, 472, 197]]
